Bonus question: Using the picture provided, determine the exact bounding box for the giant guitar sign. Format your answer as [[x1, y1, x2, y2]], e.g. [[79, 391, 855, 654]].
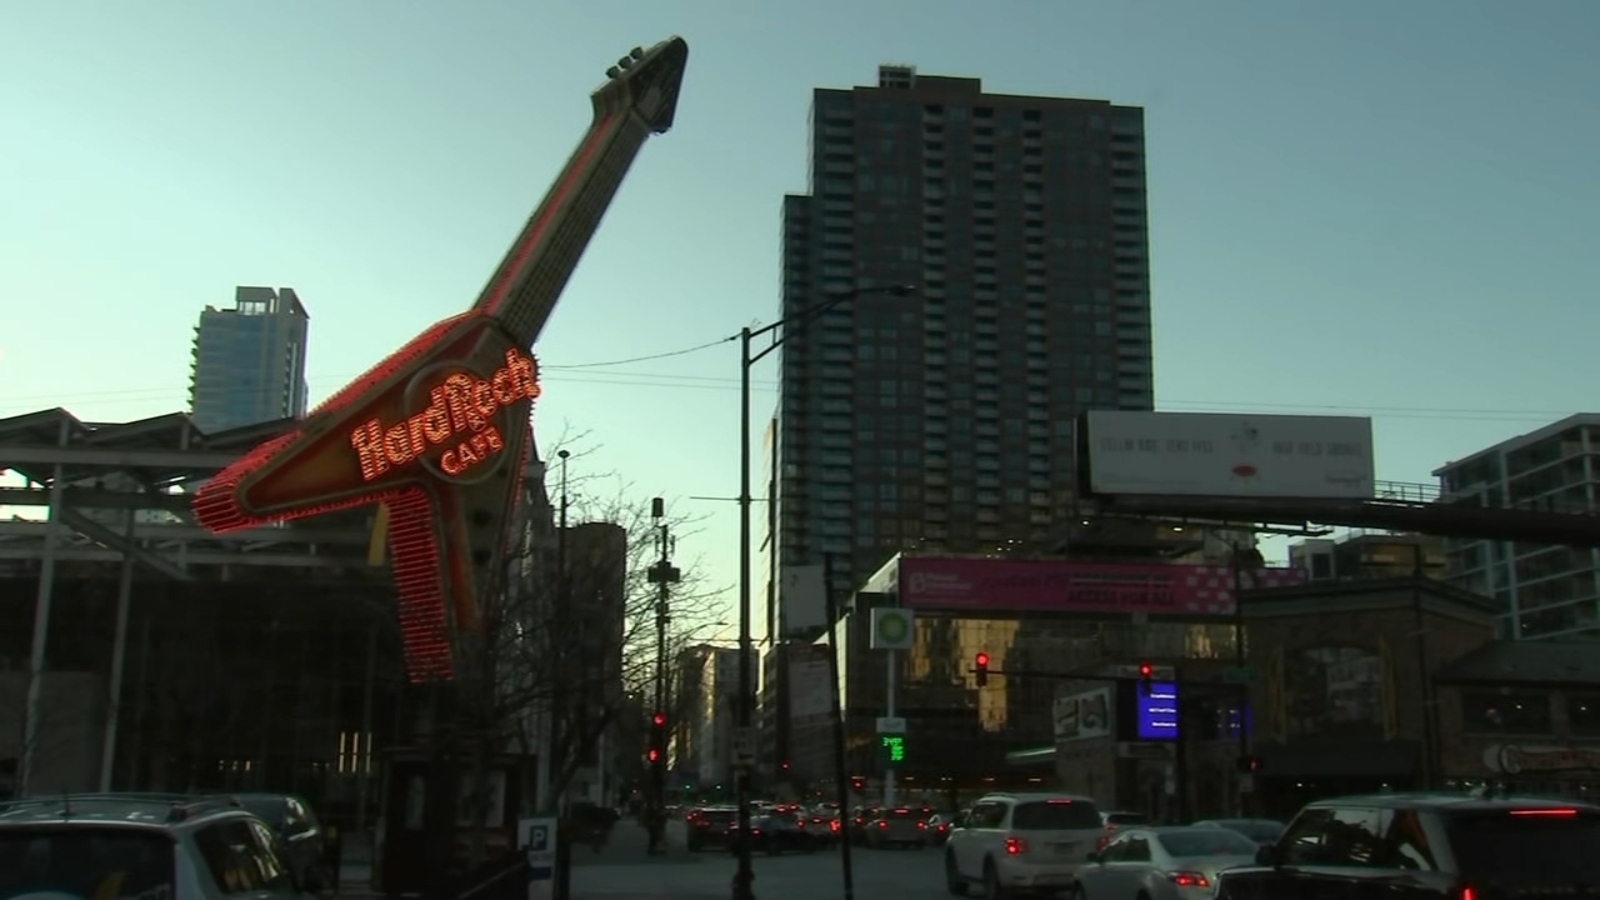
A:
[[192, 38, 691, 683]]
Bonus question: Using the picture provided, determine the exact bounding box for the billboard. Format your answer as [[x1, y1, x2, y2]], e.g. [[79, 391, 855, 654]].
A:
[[1054, 687, 1112, 743], [1085, 411, 1375, 499], [1135, 682, 1180, 741], [899, 556, 1304, 615]]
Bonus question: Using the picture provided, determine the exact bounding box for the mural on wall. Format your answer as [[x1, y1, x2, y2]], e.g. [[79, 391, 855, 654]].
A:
[[1286, 644, 1383, 738]]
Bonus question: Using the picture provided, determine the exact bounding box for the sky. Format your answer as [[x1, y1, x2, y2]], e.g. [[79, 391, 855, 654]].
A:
[[3, 0, 1599, 627]]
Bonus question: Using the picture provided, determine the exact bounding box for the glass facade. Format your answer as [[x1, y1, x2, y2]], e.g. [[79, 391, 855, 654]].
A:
[[189, 286, 310, 433]]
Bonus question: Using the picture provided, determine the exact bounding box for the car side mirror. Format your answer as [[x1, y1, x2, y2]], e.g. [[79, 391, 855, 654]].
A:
[[1255, 844, 1278, 867]]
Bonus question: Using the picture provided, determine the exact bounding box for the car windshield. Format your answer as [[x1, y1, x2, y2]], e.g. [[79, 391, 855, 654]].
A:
[[1012, 801, 1102, 830], [1446, 809, 1600, 887], [1210, 819, 1284, 843], [1158, 829, 1260, 857], [0, 828, 175, 899]]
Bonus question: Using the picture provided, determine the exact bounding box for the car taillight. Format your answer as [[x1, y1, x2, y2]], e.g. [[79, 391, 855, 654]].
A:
[[830, 820, 841, 832], [1459, 886, 1477, 900], [1169, 872, 1210, 888], [918, 821, 928, 829], [1005, 837, 1027, 855], [877, 820, 888, 829], [937, 823, 948, 832], [1511, 808, 1578, 816]]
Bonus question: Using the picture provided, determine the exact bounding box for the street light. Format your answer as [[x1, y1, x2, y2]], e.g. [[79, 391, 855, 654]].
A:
[[734, 283, 915, 900]]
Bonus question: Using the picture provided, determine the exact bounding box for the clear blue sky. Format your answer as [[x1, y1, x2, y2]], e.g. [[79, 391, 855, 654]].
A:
[[3, 0, 1598, 618]]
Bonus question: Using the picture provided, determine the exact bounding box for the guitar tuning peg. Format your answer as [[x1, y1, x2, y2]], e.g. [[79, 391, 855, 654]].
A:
[[606, 66, 621, 79], [630, 47, 644, 60]]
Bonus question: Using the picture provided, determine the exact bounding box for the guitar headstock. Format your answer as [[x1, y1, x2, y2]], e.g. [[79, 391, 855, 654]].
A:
[[592, 36, 690, 134]]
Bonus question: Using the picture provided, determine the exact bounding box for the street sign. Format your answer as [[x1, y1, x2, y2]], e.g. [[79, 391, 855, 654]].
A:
[[875, 716, 907, 734], [1223, 666, 1259, 684], [870, 608, 915, 650], [731, 726, 758, 767], [518, 816, 556, 885]]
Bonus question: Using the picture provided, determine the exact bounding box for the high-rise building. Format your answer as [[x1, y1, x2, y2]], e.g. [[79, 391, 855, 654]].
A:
[[777, 65, 1154, 619], [1435, 414, 1600, 640], [188, 286, 310, 433]]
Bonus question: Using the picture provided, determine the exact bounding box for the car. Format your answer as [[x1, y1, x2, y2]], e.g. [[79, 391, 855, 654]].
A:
[[1096, 810, 1153, 851], [0, 793, 308, 900], [686, 806, 739, 851], [945, 792, 1104, 899], [867, 806, 930, 849], [1079, 825, 1260, 900], [724, 814, 821, 856], [227, 793, 330, 892], [1216, 792, 1600, 900], [1189, 819, 1284, 848]]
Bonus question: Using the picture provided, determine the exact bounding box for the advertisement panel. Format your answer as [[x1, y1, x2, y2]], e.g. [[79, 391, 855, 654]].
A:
[[1085, 411, 1375, 499], [899, 556, 1305, 615], [1054, 688, 1113, 743]]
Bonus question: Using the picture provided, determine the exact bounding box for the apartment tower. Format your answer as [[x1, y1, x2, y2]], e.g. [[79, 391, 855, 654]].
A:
[[777, 65, 1155, 617], [1435, 414, 1600, 640], [188, 286, 310, 433]]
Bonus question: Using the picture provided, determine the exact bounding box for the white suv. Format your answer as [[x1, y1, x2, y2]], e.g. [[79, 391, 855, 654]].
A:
[[945, 792, 1104, 898], [0, 793, 307, 900]]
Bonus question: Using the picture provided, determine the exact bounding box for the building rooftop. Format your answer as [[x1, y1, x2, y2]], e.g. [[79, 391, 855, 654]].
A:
[[1433, 413, 1600, 477]]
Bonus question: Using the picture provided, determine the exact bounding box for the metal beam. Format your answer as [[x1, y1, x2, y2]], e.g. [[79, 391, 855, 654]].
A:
[[57, 508, 194, 582], [0, 486, 193, 512], [0, 546, 372, 568], [1097, 495, 1600, 549], [0, 446, 241, 470], [0, 519, 372, 546]]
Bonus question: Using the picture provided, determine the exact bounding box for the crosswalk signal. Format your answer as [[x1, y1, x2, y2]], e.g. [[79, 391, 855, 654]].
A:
[[1138, 661, 1154, 697], [974, 652, 991, 688]]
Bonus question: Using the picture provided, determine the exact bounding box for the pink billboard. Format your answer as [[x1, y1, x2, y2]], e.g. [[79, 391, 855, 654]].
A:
[[897, 556, 1305, 616]]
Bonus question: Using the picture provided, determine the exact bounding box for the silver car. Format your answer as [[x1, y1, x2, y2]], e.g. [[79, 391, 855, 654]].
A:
[[1078, 826, 1259, 900]]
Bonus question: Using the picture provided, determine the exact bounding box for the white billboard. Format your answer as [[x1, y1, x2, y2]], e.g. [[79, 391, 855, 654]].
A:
[[1085, 411, 1375, 499], [780, 564, 828, 635], [1054, 687, 1112, 743]]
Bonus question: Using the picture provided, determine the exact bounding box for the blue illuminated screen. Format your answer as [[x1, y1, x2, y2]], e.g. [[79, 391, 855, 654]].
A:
[[1136, 682, 1179, 741]]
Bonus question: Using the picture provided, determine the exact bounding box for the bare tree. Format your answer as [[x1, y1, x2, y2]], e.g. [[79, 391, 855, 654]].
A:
[[450, 474, 727, 862]]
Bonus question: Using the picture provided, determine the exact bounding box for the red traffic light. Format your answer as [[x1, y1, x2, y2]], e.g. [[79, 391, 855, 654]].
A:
[[1138, 662, 1154, 679], [647, 748, 660, 762], [652, 712, 666, 727], [975, 652, 990, 668]]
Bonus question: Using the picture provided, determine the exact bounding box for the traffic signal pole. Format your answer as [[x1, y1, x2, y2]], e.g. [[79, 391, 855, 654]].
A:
[[647, 498, 680, 846]]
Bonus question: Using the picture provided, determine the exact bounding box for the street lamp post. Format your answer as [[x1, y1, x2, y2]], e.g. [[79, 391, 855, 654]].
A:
[[733, 284, 914, 900]]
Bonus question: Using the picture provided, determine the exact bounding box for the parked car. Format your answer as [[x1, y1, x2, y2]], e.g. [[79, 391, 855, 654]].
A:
[[229, 793, 330, 893]]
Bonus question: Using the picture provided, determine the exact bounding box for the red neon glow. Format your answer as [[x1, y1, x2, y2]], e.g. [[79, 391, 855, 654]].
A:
[[1509, 808, 1578, 816], [479, 114, 617, 316], [347, 349, 540, 482]]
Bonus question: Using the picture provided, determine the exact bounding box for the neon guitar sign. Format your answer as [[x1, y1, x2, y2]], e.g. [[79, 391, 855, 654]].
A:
[[191, 38, 689, 682]]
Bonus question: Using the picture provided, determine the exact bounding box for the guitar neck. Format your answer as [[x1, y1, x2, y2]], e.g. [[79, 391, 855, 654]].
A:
[[473, 112, 652, 347]]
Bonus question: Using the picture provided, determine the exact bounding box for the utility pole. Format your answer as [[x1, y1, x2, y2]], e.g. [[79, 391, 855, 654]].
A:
[[647, 498, 680, 852], [1231, 540, 1262, 816], [551, 450, 572, 900]]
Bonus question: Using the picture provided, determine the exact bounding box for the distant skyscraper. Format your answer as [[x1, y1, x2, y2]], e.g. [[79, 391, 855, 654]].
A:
[[777, 65, 1155, 614], [188, 286, 310, 433]]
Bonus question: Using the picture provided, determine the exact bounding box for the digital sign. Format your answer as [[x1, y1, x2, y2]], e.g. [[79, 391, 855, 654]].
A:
[[190, 37, 691, 685], [880, 735, 906, 764], [348, 349, 539, 483], [1136, 682, 1179, 741]]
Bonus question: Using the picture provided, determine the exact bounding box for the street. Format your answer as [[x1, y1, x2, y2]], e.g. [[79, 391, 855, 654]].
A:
[[572, 820, 947, 900]]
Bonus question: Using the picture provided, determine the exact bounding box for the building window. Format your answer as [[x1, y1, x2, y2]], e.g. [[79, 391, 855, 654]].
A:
[[1460, 691, 1552, 735], [1569, 695, 1600, 735]]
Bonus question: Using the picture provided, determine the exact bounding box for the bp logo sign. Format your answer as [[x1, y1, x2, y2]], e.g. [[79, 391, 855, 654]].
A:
[[871, 608, 915, 650]]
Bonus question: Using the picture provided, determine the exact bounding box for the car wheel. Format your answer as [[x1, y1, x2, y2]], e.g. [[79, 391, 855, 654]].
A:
[[984, 860, 1008, 900], [945, 851, 968, 896]]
